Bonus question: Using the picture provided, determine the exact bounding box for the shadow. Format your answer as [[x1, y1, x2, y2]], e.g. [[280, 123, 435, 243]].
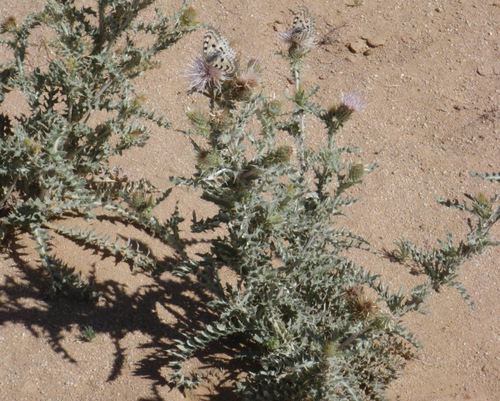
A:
[[0, 231, 247, 400], [381, 248, 424, 275]]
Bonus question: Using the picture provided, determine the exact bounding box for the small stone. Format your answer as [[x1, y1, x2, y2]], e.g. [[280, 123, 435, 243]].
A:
[[363, 49, 373, 56], [347, 39, 366, 54]]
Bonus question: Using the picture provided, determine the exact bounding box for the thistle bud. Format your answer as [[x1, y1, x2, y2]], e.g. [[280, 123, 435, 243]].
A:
[[348, 164, 365, 182], [179, 6, 197, 26], [262, 146, 293, 167], [324, 342, 338, 360], [196, 149, 221, 169], [349, 294, 379, 322], [473, 193, 492, 219], [186, 109, 210, 135], [263, 100, 282, 119], [209, 109, 230, 131], [30, 142, 42, 154], [128, 191, 153, 218], [1, 17, 17, 33], [65, 57, 77, 73], [294, 84, 306, 106]]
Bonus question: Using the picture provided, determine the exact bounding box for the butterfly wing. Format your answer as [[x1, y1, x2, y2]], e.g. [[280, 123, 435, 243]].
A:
[[291, 6, 315, 41], [203, 29, 237, 75]]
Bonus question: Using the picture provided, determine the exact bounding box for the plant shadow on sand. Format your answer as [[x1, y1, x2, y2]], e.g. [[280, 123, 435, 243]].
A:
[[0, 228, 251, 401]]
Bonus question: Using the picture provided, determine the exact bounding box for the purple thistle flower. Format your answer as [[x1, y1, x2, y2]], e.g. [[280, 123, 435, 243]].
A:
[[187, 56, 227, 93], [280, 28, 316, 49], [236, 59, 260, 89], [341, 92, 365, 112], [326, 92, 365, 126]]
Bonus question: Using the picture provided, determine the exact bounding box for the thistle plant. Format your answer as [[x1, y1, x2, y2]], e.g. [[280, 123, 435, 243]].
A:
[[390, 172, 500, 308], [0, 0, 198, 298], [168, 7, 455, 400], [1, 2, 497, 399], [166, 6, 499, 399]]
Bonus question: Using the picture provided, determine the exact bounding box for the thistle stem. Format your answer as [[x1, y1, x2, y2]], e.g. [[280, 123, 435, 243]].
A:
[[483, 205, 500, 235], [294, 67, 306, 173], [0, 176, 19, 209], [462, 204, 500, 258], [338, 327, 371, 350]]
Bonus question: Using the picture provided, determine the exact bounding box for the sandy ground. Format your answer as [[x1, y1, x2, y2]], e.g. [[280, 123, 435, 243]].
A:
[[0, 0, 499, 400]]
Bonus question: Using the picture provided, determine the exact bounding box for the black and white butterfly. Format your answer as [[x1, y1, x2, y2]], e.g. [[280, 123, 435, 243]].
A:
[[203, 29, 237, 75], [290, 6, 315, 42]]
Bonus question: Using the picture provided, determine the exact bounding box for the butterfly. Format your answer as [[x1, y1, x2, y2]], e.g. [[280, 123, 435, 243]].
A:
[[290, 6, 315, 42], [203, 29, 237, 75]]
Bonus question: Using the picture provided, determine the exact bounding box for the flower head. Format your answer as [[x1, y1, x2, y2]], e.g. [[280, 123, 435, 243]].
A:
[[341, 92, 365, 112], [324, 92, 365, 127], [280, 28, 316, 50], [187, 56, 227, 93], [235, 59, 260, 89]]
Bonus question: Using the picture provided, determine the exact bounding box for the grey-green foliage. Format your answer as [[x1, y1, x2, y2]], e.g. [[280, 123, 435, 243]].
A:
[[0, 0, 197, 298], [1, 1, 497, 398], [392, 173, 499, 308], [167, 25, 457, 400]]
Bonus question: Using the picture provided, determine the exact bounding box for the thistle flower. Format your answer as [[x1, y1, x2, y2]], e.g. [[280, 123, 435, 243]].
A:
[[280, 28, 316, 50], [232, 58, 261, 99], [325, 92, 365, 126], [340, 91, 365, 113], [187, 56, 227, 93], [188, 29, 239, 94], [237, 58, 260, 88]]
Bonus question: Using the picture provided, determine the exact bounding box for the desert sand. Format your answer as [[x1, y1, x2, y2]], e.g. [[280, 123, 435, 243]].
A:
[[0, 0, 498, 400]]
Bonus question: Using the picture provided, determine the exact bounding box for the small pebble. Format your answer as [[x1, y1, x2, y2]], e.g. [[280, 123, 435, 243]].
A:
[[347, 39, 366, 53]]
